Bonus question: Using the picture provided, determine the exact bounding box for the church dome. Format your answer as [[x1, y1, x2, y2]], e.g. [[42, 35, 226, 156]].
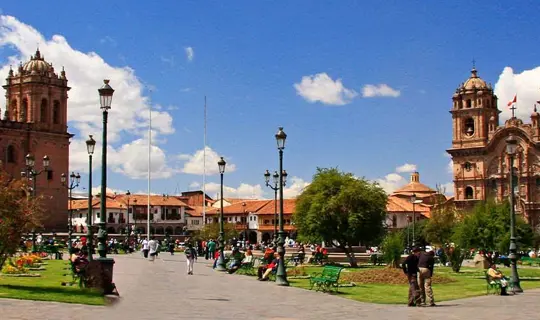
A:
[[22, 49, 53, 74], [462, 67, 488, 90]]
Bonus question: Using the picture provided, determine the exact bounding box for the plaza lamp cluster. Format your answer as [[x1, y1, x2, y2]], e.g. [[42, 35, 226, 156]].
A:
[[215, 126, 290, 286]]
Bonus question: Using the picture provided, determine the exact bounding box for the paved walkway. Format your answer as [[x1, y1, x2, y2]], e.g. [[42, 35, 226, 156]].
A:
[[1, 254, 540, 320]]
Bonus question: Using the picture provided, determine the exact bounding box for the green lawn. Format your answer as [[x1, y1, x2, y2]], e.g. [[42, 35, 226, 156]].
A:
[[0, 260, 105, 305], [285, 264, 540, 304]]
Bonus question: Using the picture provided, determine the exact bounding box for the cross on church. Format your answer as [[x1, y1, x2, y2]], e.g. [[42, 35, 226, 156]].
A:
[[510, 104, 516, 118]]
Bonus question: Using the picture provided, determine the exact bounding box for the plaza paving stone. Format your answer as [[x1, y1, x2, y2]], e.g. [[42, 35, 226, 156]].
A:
[[1, 253, 539, 320]]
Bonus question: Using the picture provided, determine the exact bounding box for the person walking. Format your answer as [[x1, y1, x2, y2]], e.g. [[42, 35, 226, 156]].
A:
[[142, 238, 149, 258], [402, 247, 421, 307], [207, 239, 216, 260], [148, 236, 158, 262], [185, 243, 197, 275], [418, 249, 436, 306]]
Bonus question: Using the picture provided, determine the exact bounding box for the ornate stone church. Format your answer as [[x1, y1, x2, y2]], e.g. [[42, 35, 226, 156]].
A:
[[447, 67, 540, 228], [0, 49, 71, 231]]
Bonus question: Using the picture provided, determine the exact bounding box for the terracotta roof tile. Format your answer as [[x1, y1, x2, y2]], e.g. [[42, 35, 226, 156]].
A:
[[115, 194, 188, 207]]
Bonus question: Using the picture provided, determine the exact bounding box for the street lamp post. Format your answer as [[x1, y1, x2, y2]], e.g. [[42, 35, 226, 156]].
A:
[[411, 193, 416, 247], [61, 172, 81, 254], [275, 126, 289, 286], [264, 170, 287, 245], [216, 157, 227, 271], [506, 135, 523, 293], [97, 79, 116, 294], [406, 214, 410, 250], [126, 190, 131, 247], [133, 199, 138, 236], [86, 135, 96, 261], [242, 202, 248, 249], [22, 154, 50, 252]]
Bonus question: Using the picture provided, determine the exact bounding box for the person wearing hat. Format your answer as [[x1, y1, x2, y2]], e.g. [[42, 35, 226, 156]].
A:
[[402, 247, 422, 307]]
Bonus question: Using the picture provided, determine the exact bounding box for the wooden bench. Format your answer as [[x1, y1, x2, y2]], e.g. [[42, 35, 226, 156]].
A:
[[309, 265, 344, 292], [485, 271, 515, 295]]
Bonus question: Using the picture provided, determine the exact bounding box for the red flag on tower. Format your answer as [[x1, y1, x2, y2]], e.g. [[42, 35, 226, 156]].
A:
[[507, 95, 517, 108]]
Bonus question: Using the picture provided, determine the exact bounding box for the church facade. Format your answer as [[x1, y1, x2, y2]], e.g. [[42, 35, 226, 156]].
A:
[[1, 49, 71, 231], [447, 67, 540, 228]]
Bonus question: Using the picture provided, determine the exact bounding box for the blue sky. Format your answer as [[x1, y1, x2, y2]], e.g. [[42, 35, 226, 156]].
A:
[[2, 1, 540, 199]]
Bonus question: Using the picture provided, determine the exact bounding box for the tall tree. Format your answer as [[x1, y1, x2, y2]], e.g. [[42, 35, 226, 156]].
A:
[[294, 168, 387, 267], [192, 222, 239, 243], [0, 172, 42, 269]]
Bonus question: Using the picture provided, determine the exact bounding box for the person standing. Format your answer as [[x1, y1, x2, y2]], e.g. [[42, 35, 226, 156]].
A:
[[418, 249, 436, 306], [148, 237, 158, 262], [142, 238, 149, 258], [185, 243, 197, 275], [207, 239, 216, 260], [402, 247, 421, 307]]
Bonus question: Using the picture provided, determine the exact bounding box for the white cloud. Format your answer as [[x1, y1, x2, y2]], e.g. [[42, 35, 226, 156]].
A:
[[362, 84, 400, 98], [447, 159, 453, 174], [395, 163, 417, 173], [204, 182, 263, 199], [294, 73, 357, 105], [99, 36, 117, 47], [376, 173, 406, 193], [189, 181, 201, 189], [494, 66, 540, 121], [179, 146, 236, 175], [185, 47, 194, 62], [0, 15, 177, 179], [90, 186, 126, 196], [160, 55, 175, 66], [283, 176, 310, 198]]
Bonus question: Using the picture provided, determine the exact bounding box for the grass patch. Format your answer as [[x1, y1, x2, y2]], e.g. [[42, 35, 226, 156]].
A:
[[0, 260, 105, 305], [287, 265, 540, 304]]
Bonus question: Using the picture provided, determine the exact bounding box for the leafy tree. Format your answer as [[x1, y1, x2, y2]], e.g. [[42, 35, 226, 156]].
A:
[[0, 173, 42, 269], [381, 231, 404, 268], [402, 219, 428, 249], [423, 206, 460, 247], [192, 222, 239, 242], [294, 168, 387, 267], [453, 200, 533, 253]]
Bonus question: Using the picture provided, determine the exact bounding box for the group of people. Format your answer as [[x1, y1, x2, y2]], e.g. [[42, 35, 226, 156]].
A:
[[402, 247, 436, 307]]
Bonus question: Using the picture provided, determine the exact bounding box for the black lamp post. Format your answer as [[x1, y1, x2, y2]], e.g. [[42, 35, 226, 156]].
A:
[[264, 169, 287, 245], [133, 198, 138, 236], [97, 79, 116, 294], [22, 154, 50, 253], [126, 190, 131, 246], [86, 135, 96, 261], [242, 202, 248, 248], [411, 193, 416, 247], [506, 135, 523, 292], [274, 126, 289, 286], [61, 172, 81, 253], [216, 156, 227, 271]]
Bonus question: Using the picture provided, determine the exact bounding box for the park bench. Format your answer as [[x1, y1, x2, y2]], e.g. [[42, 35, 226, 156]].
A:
[[236, 258, 258, 276], [309, 265, 344, 292], [520, 257, 540, 266], [484, 271, 515, 295], [43, 245, 63, 260], [68, 260, 88, 288]]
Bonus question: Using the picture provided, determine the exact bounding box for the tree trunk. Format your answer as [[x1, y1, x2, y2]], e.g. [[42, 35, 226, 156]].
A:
[[341, 244, 358, 267]]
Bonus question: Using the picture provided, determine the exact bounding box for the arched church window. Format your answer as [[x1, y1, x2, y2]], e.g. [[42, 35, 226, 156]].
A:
[[10, 99, 17, 120], [21, 98, 28, 122], [40, 99, 48, 123], [491, 179, 497, 192], [478, 99, 482, 106], [464, 118, 475, 136], [464, 162, 472, 172], [6, 145, 15, 163], [466, 99, 472, 108], [53, 101, 60, 124], [465, 186, 474, 199]]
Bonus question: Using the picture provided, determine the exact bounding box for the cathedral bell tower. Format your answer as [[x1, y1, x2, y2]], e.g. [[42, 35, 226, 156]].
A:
[[1, 49, 72, 231], [450, 66, 499, 149]]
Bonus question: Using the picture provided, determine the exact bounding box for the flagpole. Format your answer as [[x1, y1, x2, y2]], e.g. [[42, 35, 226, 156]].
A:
[[147, 103, 151, 241], [203, 96, 207, 226]]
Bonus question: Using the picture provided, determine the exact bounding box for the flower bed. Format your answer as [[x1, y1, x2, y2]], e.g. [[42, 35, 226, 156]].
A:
[[341, 268, 456, 285]]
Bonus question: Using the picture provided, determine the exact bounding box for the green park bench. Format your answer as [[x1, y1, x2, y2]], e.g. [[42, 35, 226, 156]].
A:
[[309, 265, 344, 292], [520, 257, 540, 266], [484, 271, 515, 295]]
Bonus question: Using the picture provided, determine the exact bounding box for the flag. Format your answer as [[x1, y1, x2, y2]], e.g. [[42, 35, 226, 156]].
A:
[[507, 95, 517, 108]]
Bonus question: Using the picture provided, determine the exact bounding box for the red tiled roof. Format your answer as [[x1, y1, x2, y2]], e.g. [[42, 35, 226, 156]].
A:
[[115, 194, 188, 207], [207, 200, 270, 216]]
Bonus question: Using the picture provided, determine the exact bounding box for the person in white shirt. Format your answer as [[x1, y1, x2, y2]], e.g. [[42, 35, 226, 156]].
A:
[[142, 238, 149, 258], [148, 237, 158, 262]]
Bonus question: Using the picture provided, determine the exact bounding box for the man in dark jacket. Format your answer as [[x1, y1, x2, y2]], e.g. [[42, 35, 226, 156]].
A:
[[402, 247, 421, 307], [418, 250, 436, 306]]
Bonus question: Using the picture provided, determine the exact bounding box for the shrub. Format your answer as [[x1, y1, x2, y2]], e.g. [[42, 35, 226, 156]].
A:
[[381, 232, 403, 268]]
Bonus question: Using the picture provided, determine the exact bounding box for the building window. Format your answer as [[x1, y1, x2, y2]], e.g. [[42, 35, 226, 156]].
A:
[[466, 99, 472, 108], [536, 177, 540, 188], [10, 99, 17, 120], [21, 98, 28, 121], [191, 220, 200, 225], [47, 170, 53, 180], [392, 215, 397, 228], [6, 145, 16, 163], [53, 101, 60, 124], [464, 118, 475, 136], [40, 99, 48, 123], [465, 186, 474, 199], [490, 179, 497, 192]]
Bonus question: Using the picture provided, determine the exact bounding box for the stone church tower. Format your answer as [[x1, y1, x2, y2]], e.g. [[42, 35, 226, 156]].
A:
[[447, 66, 540, 228], [0, 49, 71, 231]]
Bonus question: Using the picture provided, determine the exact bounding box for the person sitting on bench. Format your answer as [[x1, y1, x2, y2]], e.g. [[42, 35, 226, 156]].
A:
[[257, 253, 280, 281], [487, 263, 509, 296]]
